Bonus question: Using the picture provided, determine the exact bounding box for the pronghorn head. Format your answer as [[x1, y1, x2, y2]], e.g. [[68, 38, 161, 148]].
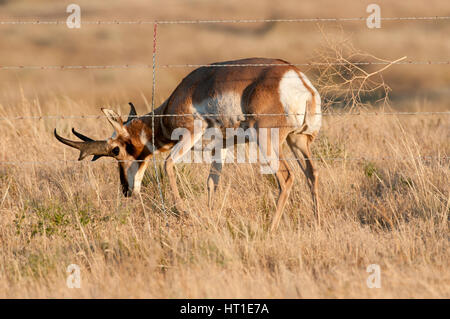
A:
[[54, 103, 152, 197]]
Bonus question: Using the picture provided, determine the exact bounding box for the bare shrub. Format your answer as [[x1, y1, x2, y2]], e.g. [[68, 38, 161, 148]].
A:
[[308, 26, 406, 111]]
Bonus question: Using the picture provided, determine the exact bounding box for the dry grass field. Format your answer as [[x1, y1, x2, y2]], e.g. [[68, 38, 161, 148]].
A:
[[0, 0, 449, 298]]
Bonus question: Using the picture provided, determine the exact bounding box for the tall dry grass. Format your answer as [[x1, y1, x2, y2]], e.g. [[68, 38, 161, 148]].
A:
[[0, 0, 449, 298], [0, 96, 448, 298]]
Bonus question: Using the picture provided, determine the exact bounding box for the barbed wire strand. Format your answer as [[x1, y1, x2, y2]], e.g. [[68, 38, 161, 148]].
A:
[[160, 61, 450, 68], [0, 156, 448, 166], [0, 111, 449, 121], [0, 16, 449, 25], [0, 60, 449, 71]]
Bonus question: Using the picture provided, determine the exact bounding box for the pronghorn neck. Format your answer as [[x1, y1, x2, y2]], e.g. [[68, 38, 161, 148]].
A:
[[129, 100, 172, 157]]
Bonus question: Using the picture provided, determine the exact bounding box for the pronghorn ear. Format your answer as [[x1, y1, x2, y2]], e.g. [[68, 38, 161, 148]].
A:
[[101, 108, 128, 136]]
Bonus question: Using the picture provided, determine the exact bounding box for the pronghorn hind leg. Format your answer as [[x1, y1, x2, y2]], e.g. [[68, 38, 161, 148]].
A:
[[286, 133, 320, 223], [256, 126, 294, 232], [207, 148, 227, 209], [270, 153, 294, 232]]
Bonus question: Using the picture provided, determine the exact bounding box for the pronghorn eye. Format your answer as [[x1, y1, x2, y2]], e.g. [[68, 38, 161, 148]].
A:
[[112, 146, 120, 156]]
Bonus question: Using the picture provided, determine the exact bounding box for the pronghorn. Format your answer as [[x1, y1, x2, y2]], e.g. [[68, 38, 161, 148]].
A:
[[54, 58, 321, 230]]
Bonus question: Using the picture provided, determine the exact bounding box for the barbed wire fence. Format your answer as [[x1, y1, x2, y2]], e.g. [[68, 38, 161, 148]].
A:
[[0, 16, 449, 24], [1, 155, 448, 166], [0, 111, 449, 121], [0, 60, 448, 71], [0, 15, 449, 213]]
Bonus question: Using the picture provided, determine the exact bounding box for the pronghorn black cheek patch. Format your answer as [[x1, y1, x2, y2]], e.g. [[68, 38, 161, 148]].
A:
[[112, 146, 120, 156]]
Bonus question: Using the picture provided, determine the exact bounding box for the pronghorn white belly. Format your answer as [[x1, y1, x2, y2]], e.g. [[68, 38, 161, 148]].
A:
[[191, 91, 245, 127], [279, 70, 322, 135]]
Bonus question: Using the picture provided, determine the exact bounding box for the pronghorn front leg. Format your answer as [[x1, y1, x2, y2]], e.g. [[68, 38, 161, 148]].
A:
[[207, 148, 227, 209], [164, 156, 185, 214], [165, 131, 204, 215]]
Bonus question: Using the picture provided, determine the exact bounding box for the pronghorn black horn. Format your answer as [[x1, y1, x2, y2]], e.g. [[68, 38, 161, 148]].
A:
[[54, 129, 85, 149], [71, 128, 105, 161], [72, 128, 94, 142], [91, 155, 103, 161], [126, 102, 137, 123], [54, 129, 110, 161]]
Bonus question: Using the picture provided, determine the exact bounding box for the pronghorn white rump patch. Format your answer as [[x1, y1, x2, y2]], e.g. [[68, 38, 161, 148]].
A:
[[278, 70, 322, 134], [298, 72, 322, 134]]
